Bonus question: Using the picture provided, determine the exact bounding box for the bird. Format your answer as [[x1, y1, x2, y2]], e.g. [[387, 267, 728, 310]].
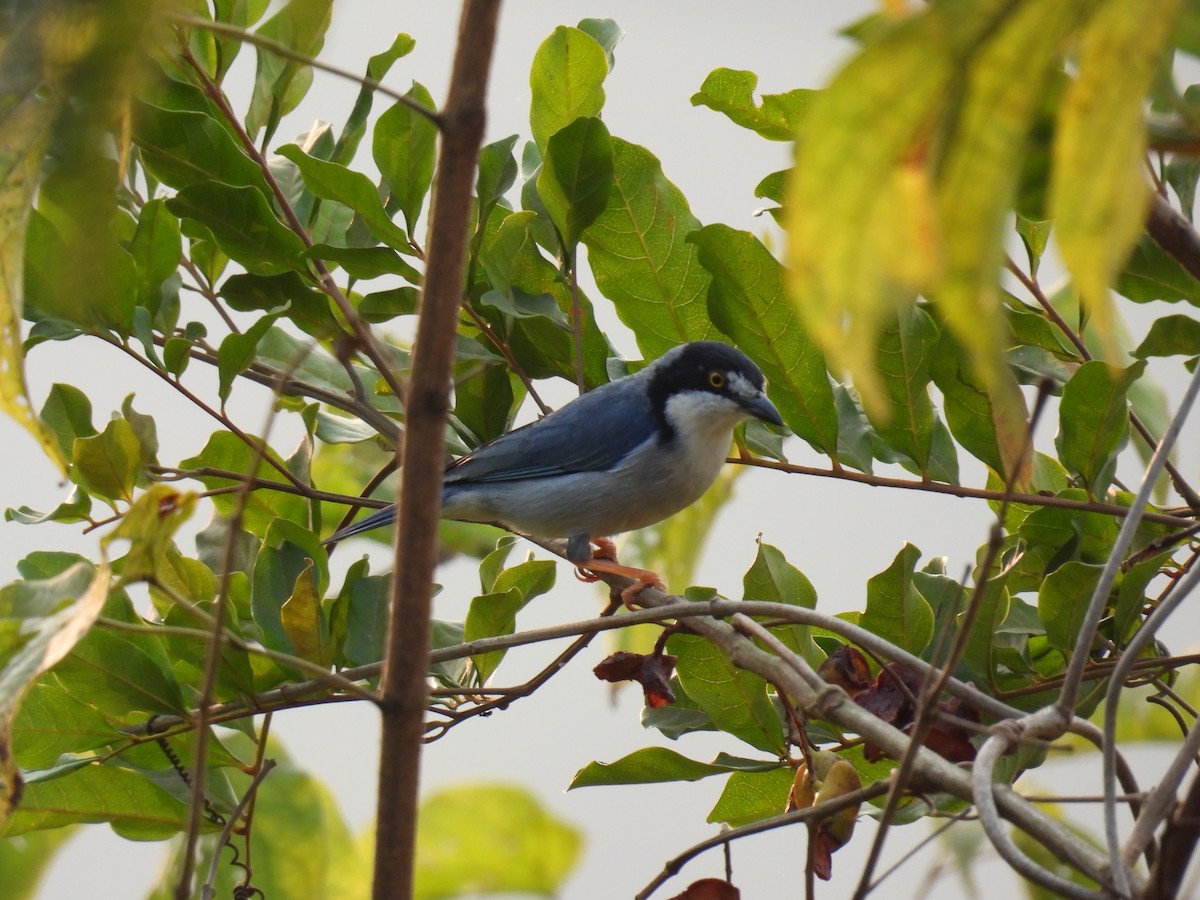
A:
[[325, 341, 784, 600]]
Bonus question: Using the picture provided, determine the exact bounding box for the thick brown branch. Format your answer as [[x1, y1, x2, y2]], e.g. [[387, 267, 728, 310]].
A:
[[372, 4, 501, 899]]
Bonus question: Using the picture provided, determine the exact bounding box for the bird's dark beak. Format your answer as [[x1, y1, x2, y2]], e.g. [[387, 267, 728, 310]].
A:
[[744, 391, 783, 427]]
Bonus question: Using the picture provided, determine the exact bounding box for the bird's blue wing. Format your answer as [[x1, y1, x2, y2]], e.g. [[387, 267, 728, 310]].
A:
[[445, 378, 657, 485]]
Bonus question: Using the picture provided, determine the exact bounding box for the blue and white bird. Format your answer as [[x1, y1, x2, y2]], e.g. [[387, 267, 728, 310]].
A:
[[325, 341, 783, 596]]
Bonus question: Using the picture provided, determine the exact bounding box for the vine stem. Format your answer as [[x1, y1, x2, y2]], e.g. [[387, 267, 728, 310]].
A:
[[371, 4, 500, 899]]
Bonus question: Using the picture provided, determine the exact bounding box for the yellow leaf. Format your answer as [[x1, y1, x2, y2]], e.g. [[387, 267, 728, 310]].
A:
[[1052, 0, 1186, 360]]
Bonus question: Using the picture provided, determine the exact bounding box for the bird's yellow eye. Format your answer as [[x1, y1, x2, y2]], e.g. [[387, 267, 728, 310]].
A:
[[708, 370, 725, 389]]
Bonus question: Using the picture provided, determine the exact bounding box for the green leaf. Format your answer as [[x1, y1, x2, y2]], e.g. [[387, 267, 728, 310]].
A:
[[581, 139, 717, 357], [1056, 360, 1144, 495], [668, 632, 784, 755], [374, 82, 437, 235], [180, 431, 309, 534], [217, 313, 279, 404], [71, 418, 141, 503], [570, 748, 779, 788], [1118, 233, 1200, 304], [537, 116, 613, 249], [251, 519, 329, 655], [307, 243, 421, 282], [1052, 0, 1185, 351], [742, 540, 821, 666], [245, 0, 333, 143], [414, 783, 580, 900], [2, 763, 188, 840], [464, 559, 555, 681], [1016, 214, 1053, 277], [1133, 313, 1200, 358], [341, 571, 390, 668], [331, 32, 416, 167], [39, 384, 96, 459], [475, 134, 520, 236], [130, 198, 183, 321], [870, 305, 955, 480], [52, 624, 187, 722], [133, 102, 268, 193], [0, 823, 73, 897], [278, 144, 411, 250], [0, 561, 110, 827], [860, 543, 934, 657], [529, 26, 608, 150], [577, 18, 623, 71], [690, 68, 816, 140], [689, 223, 838, 458], [1039, 561, 1104, 654], [6, 485, 91, 527], [707, 767, 794, 827], [959, 580, 1011, 687], [166, 182, 307, 276]]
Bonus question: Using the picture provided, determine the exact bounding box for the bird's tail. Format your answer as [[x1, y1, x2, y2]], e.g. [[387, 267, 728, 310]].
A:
[[323, 505, 397, 545]]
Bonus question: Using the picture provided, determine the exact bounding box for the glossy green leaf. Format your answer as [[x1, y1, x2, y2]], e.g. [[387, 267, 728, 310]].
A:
[[537, 116, 613, 249], [278, 144, 411, 250], [1056, 360, 1144, 495], [860, 543, 934, 657], [133, 102, 267, 193], [374, 82, 437, 235], [690, 223, 838, 458], [414, 783, 581, 900], [477, 211, 609, 386], [706, 767, 793, 827], [570, 748, 778, 788], [529, 26, 608, 150], [129, 198, 183, 321], [581, 139, 717, 357], [959, 580, 1011, 687], [166, 183, 307, 276], [5, 486, 91, 527], [690, 68, 815, 140], [668, 632, 784, 755]]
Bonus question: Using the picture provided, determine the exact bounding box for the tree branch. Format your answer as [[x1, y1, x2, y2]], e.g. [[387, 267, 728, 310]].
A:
[[372, 4, 501, 899]]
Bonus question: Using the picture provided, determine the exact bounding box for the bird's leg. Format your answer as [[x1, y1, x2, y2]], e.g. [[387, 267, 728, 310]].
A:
[[567, 534, 664, 607]]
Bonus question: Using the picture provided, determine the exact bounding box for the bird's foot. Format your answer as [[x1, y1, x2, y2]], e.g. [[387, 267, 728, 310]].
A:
[[574, 557, 665, 608], [590, 537, 618, 561]]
